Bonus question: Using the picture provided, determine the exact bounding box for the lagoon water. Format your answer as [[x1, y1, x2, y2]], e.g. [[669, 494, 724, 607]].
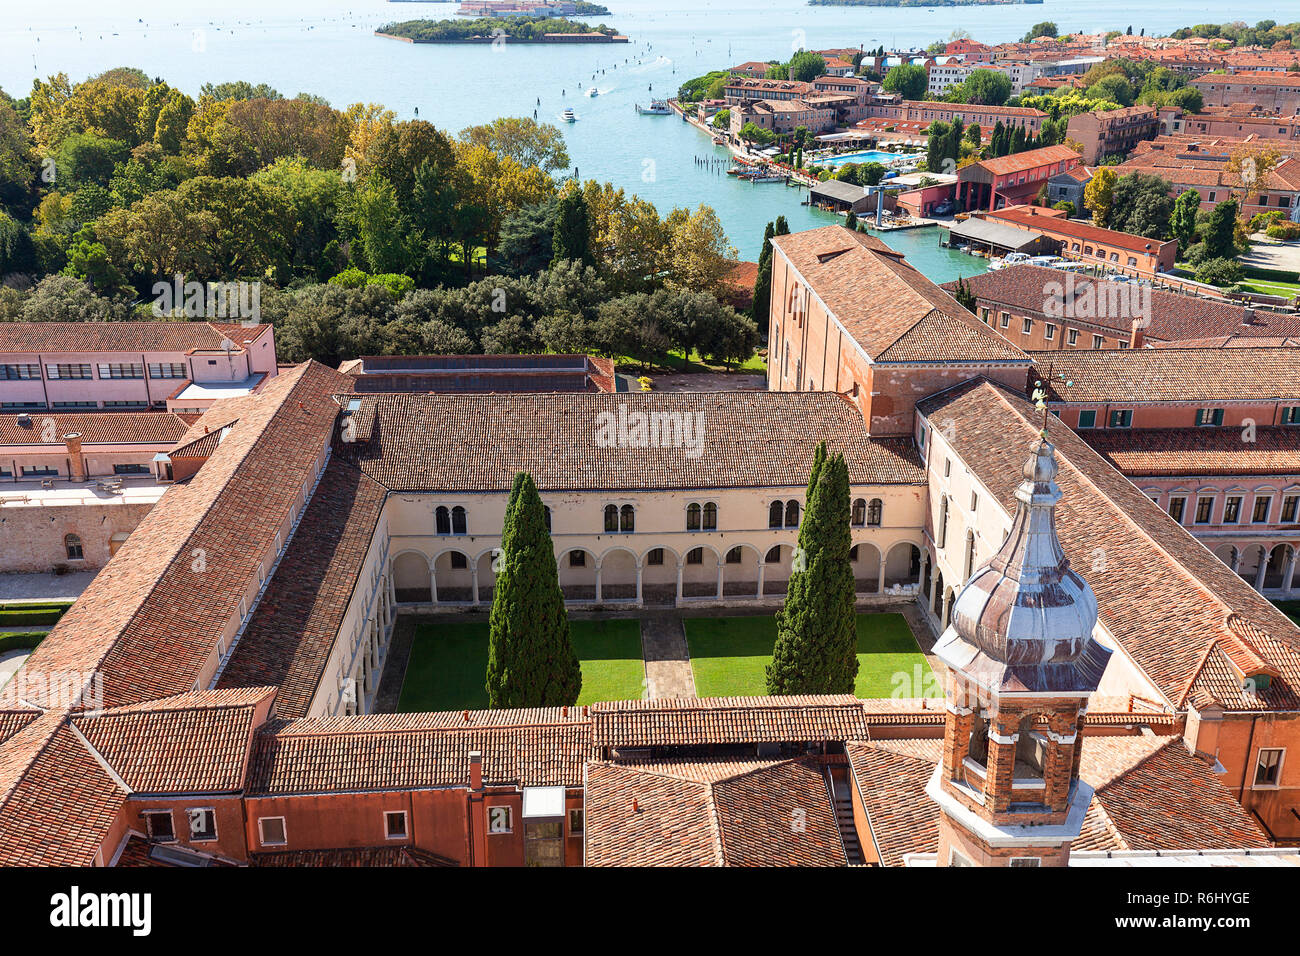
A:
[[0, 0, 1268, 275]]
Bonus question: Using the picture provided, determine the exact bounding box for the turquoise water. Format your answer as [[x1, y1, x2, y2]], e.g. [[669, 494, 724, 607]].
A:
[[818, 149, 923, 167], [0, 0, 1266, 277]]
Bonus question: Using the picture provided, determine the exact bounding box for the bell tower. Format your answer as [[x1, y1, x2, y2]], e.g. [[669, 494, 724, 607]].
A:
[[927, 438, 1110, 867]]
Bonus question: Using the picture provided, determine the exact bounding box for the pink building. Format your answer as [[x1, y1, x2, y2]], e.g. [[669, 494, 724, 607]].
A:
[[0, 322, 278, 415]]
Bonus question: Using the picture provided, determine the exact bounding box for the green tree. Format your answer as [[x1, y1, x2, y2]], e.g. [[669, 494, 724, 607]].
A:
[[1109, 173, 1174, 238], [882, 64, 928, 100], [486, 472, 581, 708], [1170, 188, 1200, 254], [752, 220, 775, 323], [957, 70, 1012, 106], [552, 186, 592, 267], [1203, 197, 1240, 260], [1023, 21, 1058, 42], [767, 445, 858, 695], [458, 116, 570, 173], [787, 50, 829, 83]]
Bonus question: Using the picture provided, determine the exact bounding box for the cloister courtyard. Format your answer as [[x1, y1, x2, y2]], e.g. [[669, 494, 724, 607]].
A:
[[378, 608, 941, 712]]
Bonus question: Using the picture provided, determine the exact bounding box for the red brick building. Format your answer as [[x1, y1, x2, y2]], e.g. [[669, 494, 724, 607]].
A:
[[956, 146, 1082, 211]]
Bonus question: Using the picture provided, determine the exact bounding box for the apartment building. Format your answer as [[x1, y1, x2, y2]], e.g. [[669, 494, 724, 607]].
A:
[[1066, 105, 1160, 164], [1192, 72, 1300, 114]]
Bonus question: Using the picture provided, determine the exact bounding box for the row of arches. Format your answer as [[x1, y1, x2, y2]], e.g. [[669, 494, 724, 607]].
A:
[[391, 541, 924, 606], [1213, 542, 1300, 594]]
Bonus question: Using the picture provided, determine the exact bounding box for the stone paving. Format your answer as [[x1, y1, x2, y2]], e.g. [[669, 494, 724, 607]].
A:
[[0, 570, 98, 603], [638, 612, 697, 699]]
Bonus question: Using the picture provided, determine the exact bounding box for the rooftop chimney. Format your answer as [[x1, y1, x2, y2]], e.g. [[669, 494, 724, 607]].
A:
[[63, 433, 85, 482], [1244, 307, 1258, 326], [469, 750, 483, 791]]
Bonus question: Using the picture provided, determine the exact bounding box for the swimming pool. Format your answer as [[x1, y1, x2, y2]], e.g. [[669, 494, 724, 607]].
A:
[[817, 150, 923, 168]]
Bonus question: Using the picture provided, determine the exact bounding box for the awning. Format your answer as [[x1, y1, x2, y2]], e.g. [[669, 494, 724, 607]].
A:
[[947, 219, 1042, 253]]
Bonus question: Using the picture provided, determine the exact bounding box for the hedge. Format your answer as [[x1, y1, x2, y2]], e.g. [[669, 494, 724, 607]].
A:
[[0, 632, 46, 654], [0, 603, 71, 627], [1240, 264, 1300, 284]]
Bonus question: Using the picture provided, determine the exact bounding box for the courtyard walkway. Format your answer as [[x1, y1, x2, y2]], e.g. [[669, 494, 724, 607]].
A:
[[0, 570, 98, 603], [639, 612, 696, 699]]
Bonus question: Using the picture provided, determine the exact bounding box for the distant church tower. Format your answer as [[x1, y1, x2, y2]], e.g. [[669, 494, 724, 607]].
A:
[[928, 439, 1111, 867]]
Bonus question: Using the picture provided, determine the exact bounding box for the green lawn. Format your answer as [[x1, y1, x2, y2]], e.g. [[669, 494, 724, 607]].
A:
[[1240, 279, 1300, 298], [1272, 600, 1300, 627], [613, 348, 767, 377], [397, 618, 645, 711], [685, 613, 939, 699]]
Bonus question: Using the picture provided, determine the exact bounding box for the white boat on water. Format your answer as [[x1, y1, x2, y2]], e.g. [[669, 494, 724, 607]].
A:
[[636, 99, 671, 115], [562, 108, 576, 123], [586, 87, 599, 97]]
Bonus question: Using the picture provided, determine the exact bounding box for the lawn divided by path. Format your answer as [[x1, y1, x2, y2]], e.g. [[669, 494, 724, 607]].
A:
[[397, 618, 645, 711], [685, 613, 939, 699]]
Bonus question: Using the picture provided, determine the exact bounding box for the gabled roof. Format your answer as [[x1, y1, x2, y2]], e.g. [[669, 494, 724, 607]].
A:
[[1081, 426, 1300, 477], [769, 225, 1027, 365], [0, 321, 270, 354], [334, 390, 927, 492], [247, 708, 595, 794], [71, 687, 274, 794], [0, 412, 190, 447], [17, 361, 355, 710], [583, 758, 846, 866], [1032, 347, 1300, 404]]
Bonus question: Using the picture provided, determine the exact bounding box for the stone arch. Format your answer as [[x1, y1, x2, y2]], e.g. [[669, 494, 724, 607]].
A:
[[761, 543, 796, 597], [1213, 543, 1239, 573], [850, 540, 882, 594], [722, 542, 764, 598], [884, 541, 923, 590], [1264, 543, 1294, 590], [640, 544, 680, 606], [558, 546, 598, 602], [392, 550, 432, 604], [475, 550, 497, 603], [432, 548, 473, 603], [681, 543, 723, 599], [598, 546, 639, 601], [932, 570, 945, 617]]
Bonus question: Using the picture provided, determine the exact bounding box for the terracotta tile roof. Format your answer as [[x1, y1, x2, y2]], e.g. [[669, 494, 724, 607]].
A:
[[0, 710, 41, 746], [17, 360, 355, 710], [974, 145, 1081, 177], [0, 411, 190, 446], [1194, 70, 1300, 87], [0, 321, 270, 354], [847, 733, 1268, 864], [583, 757, 846, 866], [917, 379, 1300, 711], [949, 264, 1300, 343], [216, 460, 388, 718], [1081, 426, 1300, 477], [247, 709, 595, 794], [249, 846, 456, 867], [0, 720, 125, 866], [1115, 155, 1300, 193], [1031, 347, 1300, 404], [769, 225, 1027, 364], [591, 695, 871, 748], [71, 688, 273, 794], [983, 207, 1175, 254], [334, 390, 926, 492]]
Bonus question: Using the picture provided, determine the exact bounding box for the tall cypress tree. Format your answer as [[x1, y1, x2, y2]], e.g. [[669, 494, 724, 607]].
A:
[[751, 220, 776, 322], [486, 472, 581, 707], [767, 447, 858, 695], [551, 188, 592, 267]]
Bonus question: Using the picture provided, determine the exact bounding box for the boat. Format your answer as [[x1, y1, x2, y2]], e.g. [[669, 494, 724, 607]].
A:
[[636, 99, 671, 115], [562, 108, 576, 123], [586, 87, 599, 97], [752, 174, 785, 183]]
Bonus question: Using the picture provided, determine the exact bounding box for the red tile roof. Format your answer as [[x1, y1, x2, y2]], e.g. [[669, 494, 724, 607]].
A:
[[0, 321, 270, 354], [591, 695, 870, 748], [1081, 426, 1300, 477], [770, 225, 1027, 364], [334, 390, 927, 492], [975, 145, 1081, 177], [983, 207, 1175, 254], [583, 758, 846, 866], [1031, 347, 1300, 404], [0, 411, 190, 447]]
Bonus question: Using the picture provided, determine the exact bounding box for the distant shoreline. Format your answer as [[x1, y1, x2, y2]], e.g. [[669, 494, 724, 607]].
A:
[[375, 31, 629, 43]]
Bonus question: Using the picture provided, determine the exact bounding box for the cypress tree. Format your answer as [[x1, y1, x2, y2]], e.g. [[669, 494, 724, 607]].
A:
[[767, 446, 859, 695], [551, 188, 593, 267], [486, 472, 581, 707], [751, 220, 776, 321]]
